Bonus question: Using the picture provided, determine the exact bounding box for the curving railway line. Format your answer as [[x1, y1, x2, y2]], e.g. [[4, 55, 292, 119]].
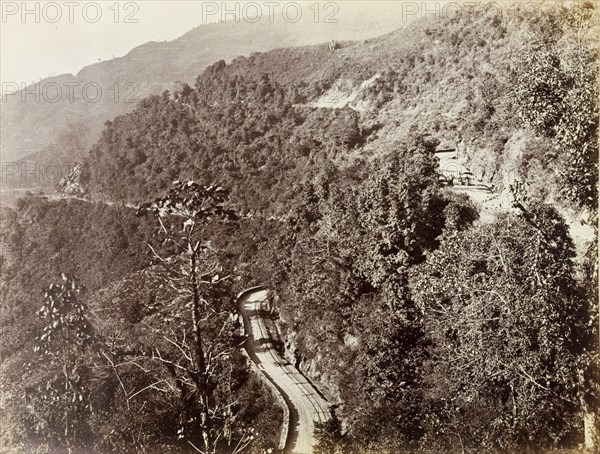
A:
[[237, 288, 330, 454]]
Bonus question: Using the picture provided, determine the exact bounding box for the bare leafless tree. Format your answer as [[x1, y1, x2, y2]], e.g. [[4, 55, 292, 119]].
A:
[[134, 181, 253, 454]]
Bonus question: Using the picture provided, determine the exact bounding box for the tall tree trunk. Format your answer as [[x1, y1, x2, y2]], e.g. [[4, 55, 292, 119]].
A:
[[190, 251, 212, 453]]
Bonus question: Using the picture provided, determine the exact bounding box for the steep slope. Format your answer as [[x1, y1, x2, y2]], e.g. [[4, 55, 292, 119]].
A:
[[1, 5, 411, 168], [74, 2, 597, 215], [1, 4, 597, 453], [66, 6, 533, 209]]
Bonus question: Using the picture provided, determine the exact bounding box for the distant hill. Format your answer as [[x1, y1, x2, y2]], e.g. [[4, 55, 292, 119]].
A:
[[0, 5, 411, 170]]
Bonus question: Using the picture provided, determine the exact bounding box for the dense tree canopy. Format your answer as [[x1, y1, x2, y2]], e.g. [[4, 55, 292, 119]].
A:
[[2, 2, 598, 452], [411, 206, 593, 452]]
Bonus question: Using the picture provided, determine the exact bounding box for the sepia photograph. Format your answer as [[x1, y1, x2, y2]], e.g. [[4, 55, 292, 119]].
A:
[[0, 1, 598, 453]]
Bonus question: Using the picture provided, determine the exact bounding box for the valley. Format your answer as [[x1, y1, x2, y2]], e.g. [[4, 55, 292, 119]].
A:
[[0, 2, 598, 454]]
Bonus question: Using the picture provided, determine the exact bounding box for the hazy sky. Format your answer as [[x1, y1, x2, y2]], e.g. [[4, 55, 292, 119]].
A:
[[1, 0, 550, 85], [1, 1, 222, 84], [0, 1, 402, 85]]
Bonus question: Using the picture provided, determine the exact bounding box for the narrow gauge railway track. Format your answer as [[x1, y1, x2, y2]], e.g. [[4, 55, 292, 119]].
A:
[[236, 288, 330, 454]]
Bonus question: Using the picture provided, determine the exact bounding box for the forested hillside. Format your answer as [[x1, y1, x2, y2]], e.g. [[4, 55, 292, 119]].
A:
[[72, 2, 597, 216], [1, 3, 409, 168], [1, 3, 598, 453]]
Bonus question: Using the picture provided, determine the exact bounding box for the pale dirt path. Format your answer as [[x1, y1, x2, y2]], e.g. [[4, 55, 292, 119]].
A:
[[238, 289, 330, 454]]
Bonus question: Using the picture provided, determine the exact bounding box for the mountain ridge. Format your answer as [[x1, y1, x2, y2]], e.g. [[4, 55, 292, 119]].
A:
[[1, 6, 412, 165]]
